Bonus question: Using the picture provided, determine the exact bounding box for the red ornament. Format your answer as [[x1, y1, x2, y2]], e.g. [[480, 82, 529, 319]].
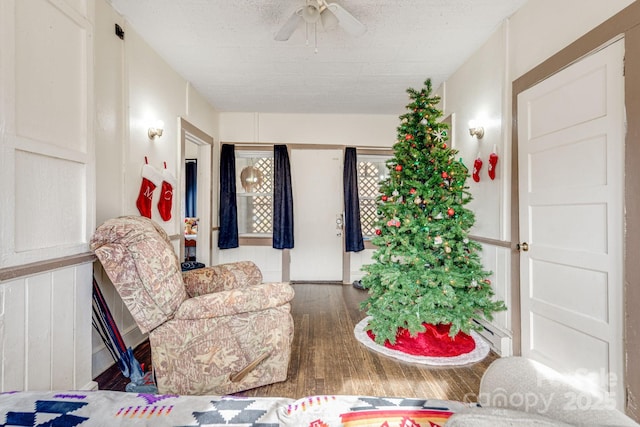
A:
[[405, 134, 414, 141], [381, 195, 388, 201], [442, 143, 447, 149], [441, 171, 448, 179], [447, 208, 455, 217], [395, 164, 403, 171], [409, 188, 416, 194], [375, 229, 382, 235]]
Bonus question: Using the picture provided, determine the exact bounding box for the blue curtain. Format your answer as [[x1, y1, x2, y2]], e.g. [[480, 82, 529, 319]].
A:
[[343, 147, 364, 252], [273, 145, 294, 249], [185, 160, 197, 218], [218, 144, 238, 249]]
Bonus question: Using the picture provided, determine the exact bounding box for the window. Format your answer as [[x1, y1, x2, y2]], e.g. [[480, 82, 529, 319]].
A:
[[236, 151, 274, 236], [357, 155, 391, 239]]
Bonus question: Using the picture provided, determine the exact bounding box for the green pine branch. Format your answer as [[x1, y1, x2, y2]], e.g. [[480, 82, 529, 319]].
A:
[[360, 78, 506, 345]]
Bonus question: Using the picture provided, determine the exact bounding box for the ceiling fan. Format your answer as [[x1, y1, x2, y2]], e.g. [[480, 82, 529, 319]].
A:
[[274, 0, 366, 42]]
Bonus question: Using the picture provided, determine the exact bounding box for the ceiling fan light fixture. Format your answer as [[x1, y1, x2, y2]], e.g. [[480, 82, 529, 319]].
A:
[[302, 4, 320, 23]]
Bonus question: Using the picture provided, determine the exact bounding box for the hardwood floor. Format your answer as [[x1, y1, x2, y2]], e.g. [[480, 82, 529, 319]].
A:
[[94, 338, 152, 392], [96, 283, 498, 401]]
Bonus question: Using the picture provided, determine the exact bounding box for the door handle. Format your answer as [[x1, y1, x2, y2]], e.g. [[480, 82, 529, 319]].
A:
[[517, 242, 529, 252]]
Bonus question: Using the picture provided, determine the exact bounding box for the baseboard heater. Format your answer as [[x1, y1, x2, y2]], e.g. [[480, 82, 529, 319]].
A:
[[473, 318, 512, 356]]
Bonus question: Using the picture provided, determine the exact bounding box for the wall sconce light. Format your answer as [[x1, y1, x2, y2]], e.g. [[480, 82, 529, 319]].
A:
[[148, 120, 164, 140], [468, 120, 484, 139]]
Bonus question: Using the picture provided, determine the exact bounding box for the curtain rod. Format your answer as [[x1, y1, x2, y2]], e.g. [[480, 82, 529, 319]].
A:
[[221, 142, 393, 151]]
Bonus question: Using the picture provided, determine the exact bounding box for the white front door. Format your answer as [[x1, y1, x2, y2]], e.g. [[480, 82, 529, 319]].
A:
[[517, 39, 625, 406], [290, 148, 344, 281]]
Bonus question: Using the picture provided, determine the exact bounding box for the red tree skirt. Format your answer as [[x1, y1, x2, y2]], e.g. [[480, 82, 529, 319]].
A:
[[366, 323, 476, 357]]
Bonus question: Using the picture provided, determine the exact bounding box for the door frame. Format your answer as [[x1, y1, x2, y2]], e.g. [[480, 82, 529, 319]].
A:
[[179, 118, 214, 265], [511, 2, 640, 417]]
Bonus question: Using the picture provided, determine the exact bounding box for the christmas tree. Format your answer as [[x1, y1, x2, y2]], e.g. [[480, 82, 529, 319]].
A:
[[360, 78, 506, 346]]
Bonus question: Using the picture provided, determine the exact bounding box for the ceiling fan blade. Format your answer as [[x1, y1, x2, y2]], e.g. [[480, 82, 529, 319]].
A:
[[274, 9, 303, 41], [327, 3, 366, 36], [320, 7, 339, 31]]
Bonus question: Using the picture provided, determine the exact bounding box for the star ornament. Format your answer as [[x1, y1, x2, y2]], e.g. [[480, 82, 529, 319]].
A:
[[433, 129, 447, 142]]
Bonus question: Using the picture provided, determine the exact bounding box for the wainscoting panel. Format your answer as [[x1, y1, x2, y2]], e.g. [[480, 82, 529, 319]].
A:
[[0, 262, 95, 392], [0, 0, 94, 269], [14, 151, 86, 253], [219, 246, 284, 283], [477, 243, 512, 355], [91, 263, 146, 378], [348, 248, 376, 283], [14, 0, 88, 152]]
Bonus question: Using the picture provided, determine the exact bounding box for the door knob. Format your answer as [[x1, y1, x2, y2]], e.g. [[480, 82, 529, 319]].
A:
[[517, 242, 529, 251]]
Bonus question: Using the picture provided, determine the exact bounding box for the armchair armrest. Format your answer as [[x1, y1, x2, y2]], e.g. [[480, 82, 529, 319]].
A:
[[174, 282, 294, 319], [478, 357, 637, 426], [182, 261, 263, 297]]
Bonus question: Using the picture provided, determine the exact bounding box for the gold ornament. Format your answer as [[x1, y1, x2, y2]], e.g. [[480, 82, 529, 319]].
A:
[[240, 166, 263, 193]]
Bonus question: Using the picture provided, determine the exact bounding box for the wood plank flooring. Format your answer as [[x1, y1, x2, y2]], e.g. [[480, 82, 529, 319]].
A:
[[96, 283, 498, 402]]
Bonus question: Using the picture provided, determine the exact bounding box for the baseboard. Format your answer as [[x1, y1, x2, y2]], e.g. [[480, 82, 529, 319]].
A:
[[473, 318, 512, 356], [80, 381, 99, 391]]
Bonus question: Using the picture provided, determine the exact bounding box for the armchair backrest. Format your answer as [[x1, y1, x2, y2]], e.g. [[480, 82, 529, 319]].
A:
[[91, 216, 187, 334]]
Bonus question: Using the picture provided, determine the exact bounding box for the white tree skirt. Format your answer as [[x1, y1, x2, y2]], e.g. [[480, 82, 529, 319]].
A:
[[354, 316, 490, 366]]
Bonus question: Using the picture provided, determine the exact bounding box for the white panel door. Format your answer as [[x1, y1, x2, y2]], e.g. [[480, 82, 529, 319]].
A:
[[290, 149, 344, 281], [518, 39, 624, 406]]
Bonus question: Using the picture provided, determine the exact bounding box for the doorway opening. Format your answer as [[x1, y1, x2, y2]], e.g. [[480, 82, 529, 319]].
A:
[[179, 118, 214, 266]]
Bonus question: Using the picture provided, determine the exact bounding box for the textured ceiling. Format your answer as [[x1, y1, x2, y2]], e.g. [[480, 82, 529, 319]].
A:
[[108, 0, 528, 115]]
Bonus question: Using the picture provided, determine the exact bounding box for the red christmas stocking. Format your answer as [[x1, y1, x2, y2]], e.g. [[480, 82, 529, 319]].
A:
[[488, 151, 499, 180], [472, 157, 483, 182], [136, 163, 162, 218], [157, 167, 176, 221]]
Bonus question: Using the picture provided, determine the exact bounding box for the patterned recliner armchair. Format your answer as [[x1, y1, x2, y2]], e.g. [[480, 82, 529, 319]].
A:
[[90, 216, 295, 395]]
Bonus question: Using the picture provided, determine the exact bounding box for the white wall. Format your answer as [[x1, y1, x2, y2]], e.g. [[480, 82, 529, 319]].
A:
[[442, 24, 510, 241], [508, 0, 635, 80], [219, 112, 397, 146], [0, 0, 96, 391], [91, 0, 219, 377], [1, 0, 95, 267]]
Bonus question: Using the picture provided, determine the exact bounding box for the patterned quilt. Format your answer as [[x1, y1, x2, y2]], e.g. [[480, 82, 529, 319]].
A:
[[0, 390, 472, 426]]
